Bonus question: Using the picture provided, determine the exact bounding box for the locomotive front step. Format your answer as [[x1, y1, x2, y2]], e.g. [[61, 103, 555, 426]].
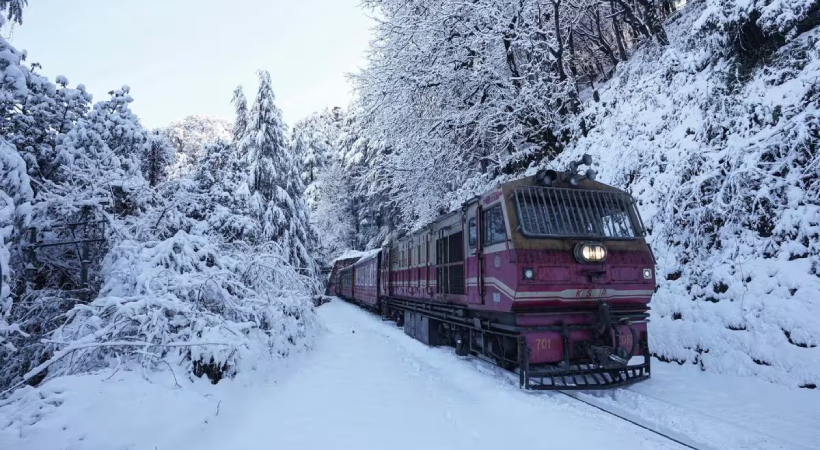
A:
[[520, 357, 651, 390]]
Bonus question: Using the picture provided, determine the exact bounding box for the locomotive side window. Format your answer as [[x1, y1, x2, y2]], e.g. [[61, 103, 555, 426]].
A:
[[482, 206, 507, 246], [435, 231, 465, 295], [468, 217, 477, 248]]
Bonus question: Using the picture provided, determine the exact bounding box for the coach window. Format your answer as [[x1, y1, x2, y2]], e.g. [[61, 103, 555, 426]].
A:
[[468, 217, 477, 248], [482, 205, 507, 246]]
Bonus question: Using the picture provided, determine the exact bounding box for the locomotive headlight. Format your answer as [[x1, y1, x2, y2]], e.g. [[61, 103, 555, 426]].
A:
[[523, 268, 535, 280], [643, 268, 653, 279], [574, 242, 608, 263]]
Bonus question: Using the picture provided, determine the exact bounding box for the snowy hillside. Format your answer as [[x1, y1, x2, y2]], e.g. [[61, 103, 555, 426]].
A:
[[295, 0, 820, 389], [549, 2, 820, 388]]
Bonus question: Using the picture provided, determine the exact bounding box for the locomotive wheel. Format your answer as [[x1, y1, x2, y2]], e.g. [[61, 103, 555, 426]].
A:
[[454, 332, 469, 356]]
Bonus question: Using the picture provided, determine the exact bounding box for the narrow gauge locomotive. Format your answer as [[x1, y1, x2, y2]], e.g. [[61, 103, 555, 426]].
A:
[[329, 156, 655, 390]]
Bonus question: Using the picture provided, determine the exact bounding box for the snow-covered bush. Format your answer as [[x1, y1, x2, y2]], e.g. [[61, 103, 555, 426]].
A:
[[30, 232, 316, 386], [693, 0, 819, 52]]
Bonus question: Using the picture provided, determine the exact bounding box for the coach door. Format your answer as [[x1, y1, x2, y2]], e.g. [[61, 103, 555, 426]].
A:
[[387, 245, 397, 297], [465, 203, 484, 304]]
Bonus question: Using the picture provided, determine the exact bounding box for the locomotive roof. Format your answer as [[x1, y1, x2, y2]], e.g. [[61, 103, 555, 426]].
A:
[[390, 171, 633, 247], [498, 173, 629, 195]]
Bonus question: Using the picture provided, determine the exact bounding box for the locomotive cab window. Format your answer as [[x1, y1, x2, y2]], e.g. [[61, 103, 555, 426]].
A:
[[513, 186, 642, 238], [482, 206, 507, 246]]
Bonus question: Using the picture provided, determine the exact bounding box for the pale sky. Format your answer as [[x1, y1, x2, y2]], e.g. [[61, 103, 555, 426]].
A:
[[9, 0, 374, 129]]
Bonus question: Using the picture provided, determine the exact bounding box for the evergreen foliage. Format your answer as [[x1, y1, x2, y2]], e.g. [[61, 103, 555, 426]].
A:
[[0, 4, 320, 391]]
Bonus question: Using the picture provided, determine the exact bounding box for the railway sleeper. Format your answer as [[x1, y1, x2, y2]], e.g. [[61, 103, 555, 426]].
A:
[[381, 297, 651, 390]]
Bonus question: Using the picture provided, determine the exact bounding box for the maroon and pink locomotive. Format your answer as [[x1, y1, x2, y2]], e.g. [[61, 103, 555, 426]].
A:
[[328, 157, 654, 389]]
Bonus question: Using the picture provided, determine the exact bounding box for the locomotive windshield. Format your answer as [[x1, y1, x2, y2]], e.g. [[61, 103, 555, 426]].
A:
[[513, 186, 643, 238]]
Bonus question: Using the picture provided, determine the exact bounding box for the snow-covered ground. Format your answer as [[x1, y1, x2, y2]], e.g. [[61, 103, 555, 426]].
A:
[[2, 299, 818, 450]]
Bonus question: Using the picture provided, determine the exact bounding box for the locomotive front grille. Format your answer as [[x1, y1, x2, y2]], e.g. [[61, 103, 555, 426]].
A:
[[512, 186, 646, 238]]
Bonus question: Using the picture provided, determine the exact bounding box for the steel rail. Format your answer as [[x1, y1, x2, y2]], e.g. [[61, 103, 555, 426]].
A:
[[556, 389, 710, 450]]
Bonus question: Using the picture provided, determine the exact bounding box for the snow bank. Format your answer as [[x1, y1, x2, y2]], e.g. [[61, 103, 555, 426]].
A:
[[0, 369, 236, 450], [5, 300, 817, 450], [549, 2, 820, 387]]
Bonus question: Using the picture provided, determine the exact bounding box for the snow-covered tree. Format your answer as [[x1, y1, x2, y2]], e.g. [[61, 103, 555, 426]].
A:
[[301, 106, 399, 259], [0, 0, 26, 26], [231, 86, 248, 144], [0, 0, 320, 393], [292, 107, 342, 188], [162, 115, 231, 178], [190, 140, 260, 243], [0, 0, 28, 329], [0, 127, 32, 354], [309, 159, 356, 260], [0, 63, 92, 187], [238, 71, 315, 271], [39, 86, 147, 220], [142, 130, 174, 187]]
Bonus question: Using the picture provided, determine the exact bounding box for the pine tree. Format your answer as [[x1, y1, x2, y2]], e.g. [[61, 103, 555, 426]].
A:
[[292, 109, 341, 188], [142, 130, 174, 187], [238, 71, 315, 270], [0, 0, 25, 25], [231, 86, 248, 144], [189, 140, 260, 243]]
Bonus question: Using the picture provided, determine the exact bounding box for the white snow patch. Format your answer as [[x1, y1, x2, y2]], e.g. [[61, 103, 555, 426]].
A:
[[3, 301, 817, 450]]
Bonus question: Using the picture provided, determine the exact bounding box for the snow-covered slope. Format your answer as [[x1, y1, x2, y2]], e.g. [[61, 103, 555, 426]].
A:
[[551, 2, 820, 387]]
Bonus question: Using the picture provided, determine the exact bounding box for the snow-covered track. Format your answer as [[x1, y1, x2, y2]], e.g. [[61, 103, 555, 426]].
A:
[[333, 297, 817, 450], [555, 387, 817, 450], [556, 390, 709, 450]]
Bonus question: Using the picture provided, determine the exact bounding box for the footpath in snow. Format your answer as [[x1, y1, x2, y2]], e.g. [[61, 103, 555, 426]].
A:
[[2, 299, 819, 450]]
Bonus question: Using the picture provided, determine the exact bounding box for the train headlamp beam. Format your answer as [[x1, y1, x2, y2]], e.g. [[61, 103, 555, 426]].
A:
[[574, 242, 607, 263]]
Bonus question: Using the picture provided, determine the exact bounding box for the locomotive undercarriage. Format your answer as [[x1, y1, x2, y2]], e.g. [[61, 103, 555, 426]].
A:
[[380, 297, 651, 390]]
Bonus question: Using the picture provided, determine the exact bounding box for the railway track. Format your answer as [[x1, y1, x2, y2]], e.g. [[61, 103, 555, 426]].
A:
[[571, 386, 817, 450], [555, 390, 710, 450], [471, 353, 713, 449], [345, 297, 808, 450]]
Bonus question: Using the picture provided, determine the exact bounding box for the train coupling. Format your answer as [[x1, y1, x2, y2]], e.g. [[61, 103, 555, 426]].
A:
[[588, 344, 631, 368]]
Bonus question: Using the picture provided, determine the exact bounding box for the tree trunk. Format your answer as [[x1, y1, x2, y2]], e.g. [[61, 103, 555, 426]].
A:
[[610, 1, 629, 61], [551, 0, 568, 81]]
